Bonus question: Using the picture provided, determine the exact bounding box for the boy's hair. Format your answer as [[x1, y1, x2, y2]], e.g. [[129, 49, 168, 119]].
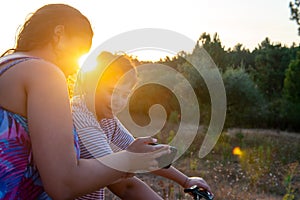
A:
[[74, 51, 137, 112], [97, 51, 137, 83]]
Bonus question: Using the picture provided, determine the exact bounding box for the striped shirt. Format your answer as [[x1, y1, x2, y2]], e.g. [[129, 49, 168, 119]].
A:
[[72, 97, 135, 200]]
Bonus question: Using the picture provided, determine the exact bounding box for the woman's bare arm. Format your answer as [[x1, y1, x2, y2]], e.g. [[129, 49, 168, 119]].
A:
[[25, 60, 168, 199]]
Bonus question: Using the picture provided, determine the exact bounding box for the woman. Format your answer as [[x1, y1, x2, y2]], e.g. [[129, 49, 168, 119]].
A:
[[72, 51, 212, 199], [0, 4, 170, 199]]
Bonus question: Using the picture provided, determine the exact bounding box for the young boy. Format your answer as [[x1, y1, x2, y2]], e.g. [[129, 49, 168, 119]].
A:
[[72, 51, 211, 199]]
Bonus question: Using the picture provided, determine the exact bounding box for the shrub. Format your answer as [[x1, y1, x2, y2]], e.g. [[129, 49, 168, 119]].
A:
[[223, 67, 267, 128]]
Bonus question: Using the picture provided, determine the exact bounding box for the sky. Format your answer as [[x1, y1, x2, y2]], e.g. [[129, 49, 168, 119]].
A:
[[0, 0, 299, 61]]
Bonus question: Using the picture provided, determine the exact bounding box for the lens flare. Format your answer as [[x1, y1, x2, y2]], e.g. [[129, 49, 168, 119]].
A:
[[233, 146, 243, 156]]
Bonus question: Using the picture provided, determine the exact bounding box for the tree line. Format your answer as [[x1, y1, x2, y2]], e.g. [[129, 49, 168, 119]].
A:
[[129, 33, 300, 132]]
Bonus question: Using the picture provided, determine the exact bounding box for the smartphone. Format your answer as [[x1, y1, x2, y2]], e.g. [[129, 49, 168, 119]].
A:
[[150, 143, 177, 169]]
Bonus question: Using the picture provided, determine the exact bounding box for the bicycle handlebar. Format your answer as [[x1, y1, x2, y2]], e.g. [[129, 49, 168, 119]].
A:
[[184, 185, 214, 200]]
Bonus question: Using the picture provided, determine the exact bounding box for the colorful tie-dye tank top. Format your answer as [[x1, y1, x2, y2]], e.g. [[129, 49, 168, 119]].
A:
[[0, 56, 80, 199]]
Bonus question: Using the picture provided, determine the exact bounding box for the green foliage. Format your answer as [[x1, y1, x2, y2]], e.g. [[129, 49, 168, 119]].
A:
[[167, 129, 175, 143], [283, 162, 299, 200], [189, 154, 198, 171], [176, 50, 210, 105], [168, 111, 180, 124], [129, 84, 179, 125], [280, 99, 300, 131], [227, 43, 254, 70], [235, 132, 245, 147], [251, 38, 292, 100], [227, 143, 273, 186], [197, 32, 228, 71], [283, 53, 300, 103], [290, 0, 300, 35], [280, 52, 300, 130], [128, 32, 300, 131], [223, 67, 267, 127]]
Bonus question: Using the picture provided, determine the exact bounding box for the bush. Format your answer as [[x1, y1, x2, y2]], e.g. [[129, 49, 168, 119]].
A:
[[223, 67, 267, 128], [281, 53, 300, 131]]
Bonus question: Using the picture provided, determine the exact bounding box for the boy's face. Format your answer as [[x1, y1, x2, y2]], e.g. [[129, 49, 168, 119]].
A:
[[111, 78, 136, 115], [95, 70, 137, 119]]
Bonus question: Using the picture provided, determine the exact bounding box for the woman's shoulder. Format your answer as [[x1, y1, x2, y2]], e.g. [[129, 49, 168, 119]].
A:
[[0, 54, 65, 81], [25, 59, 64, 78], [20, 60, 67, 90]]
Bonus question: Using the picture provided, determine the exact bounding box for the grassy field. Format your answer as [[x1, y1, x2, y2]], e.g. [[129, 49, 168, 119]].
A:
[[105, 128, 300, 200]]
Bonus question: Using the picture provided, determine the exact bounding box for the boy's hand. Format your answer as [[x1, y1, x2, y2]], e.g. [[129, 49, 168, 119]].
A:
[[184, 177, 212, 194]]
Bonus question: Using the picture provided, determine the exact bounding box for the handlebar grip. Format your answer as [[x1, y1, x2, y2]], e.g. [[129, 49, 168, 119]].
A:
[[184, 185, 214, 200]]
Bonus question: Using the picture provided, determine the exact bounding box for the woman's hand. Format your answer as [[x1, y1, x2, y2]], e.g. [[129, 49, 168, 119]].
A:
[[126, 137, 163, 153], [99, 137, 171, 173], [125, 137, 171, 172]]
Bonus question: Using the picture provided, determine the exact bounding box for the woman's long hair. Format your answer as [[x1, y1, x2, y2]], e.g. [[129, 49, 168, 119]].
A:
[[1, 4, 93, 57]]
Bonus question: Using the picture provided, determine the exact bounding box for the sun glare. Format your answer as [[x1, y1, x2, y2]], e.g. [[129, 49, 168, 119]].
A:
[[78, 53, 98, 72], [78, 54, 88, 67], [77, 49, 176, 73]]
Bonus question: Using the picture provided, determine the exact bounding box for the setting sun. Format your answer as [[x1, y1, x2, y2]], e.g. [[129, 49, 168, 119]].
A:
[[78, 54, 88, 67], [78, 53, 98, 72]]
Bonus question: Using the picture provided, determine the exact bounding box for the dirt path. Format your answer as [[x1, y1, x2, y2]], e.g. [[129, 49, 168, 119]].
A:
[[226, 128, 300, 139]]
